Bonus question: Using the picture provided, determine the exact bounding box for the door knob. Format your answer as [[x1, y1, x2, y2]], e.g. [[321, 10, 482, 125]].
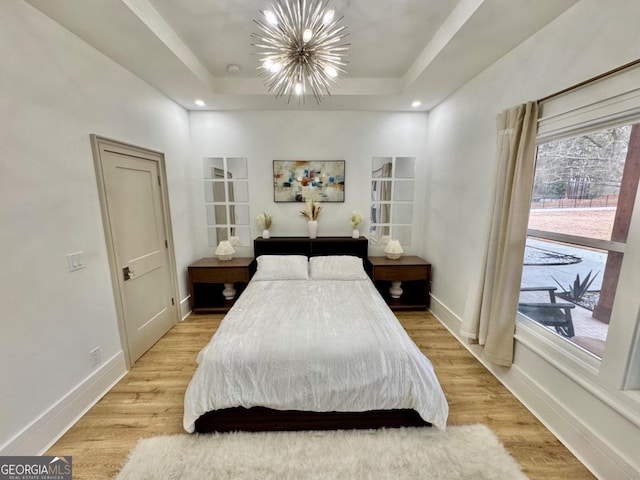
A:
[[123, 266, 135, 281]]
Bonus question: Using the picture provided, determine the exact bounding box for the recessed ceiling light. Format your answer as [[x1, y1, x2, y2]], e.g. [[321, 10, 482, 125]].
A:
[[194, 99, 205, 107], [411, 100, 422, 108]]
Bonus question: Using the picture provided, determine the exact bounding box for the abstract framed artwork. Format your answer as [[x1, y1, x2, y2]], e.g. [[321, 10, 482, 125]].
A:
[[273, 160, 345, 202]]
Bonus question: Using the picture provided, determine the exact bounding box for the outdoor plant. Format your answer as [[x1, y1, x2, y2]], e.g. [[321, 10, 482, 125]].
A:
[[552, 270, 599, 302], [546, 181, 567, 199]]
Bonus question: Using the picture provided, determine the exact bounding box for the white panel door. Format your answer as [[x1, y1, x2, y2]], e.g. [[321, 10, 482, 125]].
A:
[[101, 146, 176, 363]]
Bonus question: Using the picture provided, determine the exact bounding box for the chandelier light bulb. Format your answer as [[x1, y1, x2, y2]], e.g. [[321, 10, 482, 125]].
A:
[[303, 28, 313, 42], [324, 66, 338, 78], [323, 8, 335, 24], [252, 0, 349, 104], [264, 10, 278, 26], [270, 61, 282, 73]]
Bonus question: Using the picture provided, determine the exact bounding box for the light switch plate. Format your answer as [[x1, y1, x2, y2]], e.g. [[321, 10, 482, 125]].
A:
[[67, 251, 85, 272]]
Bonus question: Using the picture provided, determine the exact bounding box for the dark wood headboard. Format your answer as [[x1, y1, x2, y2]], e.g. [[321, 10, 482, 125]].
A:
[[253, 236, 368, 260]]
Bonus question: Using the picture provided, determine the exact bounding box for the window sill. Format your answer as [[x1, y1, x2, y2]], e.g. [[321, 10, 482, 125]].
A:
[[515, 315, 640, 428]]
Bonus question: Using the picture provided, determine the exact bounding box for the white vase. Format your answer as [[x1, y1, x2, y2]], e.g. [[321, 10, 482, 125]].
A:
[[262, 229, 270, 239], [307, 220, 318, 239], [352, 228, 360, 239]]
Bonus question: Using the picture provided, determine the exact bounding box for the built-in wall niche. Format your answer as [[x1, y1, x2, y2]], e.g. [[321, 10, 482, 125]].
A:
[[370, 156, 416, 245], [203, 157, 251, 247]]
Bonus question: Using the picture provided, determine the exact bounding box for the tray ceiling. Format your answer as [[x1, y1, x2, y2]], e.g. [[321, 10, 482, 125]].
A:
[[25, 0, 578, 111]]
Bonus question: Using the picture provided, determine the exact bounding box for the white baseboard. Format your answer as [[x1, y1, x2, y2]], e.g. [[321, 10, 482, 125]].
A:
[[180, 296, 191, 321], [429, 294, 463, 335], [428, 294, 638, 480], [0, 350, 127, 456]]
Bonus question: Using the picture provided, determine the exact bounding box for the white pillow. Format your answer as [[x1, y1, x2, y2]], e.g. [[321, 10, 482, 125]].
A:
[[308, 255, 369, 280], [252, 255, 309, 281]]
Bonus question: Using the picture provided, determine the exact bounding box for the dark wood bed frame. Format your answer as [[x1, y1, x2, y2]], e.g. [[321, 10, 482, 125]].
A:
[[194, 236, 430, 433]]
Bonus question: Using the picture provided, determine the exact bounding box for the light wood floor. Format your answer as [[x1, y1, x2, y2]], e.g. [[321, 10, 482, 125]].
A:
[[46, 311, 595, 479]]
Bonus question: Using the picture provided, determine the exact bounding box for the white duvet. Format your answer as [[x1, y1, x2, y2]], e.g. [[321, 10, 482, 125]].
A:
[[183, 279, 449, 432]]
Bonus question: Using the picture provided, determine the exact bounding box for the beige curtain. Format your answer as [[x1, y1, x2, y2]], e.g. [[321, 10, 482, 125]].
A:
[[460, 101, 539, 366]]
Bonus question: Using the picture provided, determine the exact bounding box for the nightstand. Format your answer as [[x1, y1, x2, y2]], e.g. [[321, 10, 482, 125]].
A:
[[188, 257, 253, 313], [367, 256, 431, 311]]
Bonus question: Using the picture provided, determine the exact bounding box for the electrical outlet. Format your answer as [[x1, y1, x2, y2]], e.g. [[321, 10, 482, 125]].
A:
[[90, 347, 101, 367]]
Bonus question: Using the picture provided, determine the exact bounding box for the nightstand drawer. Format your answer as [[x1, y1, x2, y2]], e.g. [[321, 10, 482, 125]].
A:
[[191, 267, 250, 283], [373, 265, 428, 281]]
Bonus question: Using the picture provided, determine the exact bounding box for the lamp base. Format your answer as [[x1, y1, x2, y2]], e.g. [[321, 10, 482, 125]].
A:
[[389, 281, 403, 299], [222, 283, 236, 300]]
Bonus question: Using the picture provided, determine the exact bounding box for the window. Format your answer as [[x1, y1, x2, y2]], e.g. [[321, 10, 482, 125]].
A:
[[203, 157, 251, 247], [519, 123, 639, 359], [370, 156, 415, 245]]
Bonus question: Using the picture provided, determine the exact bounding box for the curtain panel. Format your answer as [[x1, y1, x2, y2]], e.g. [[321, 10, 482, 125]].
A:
[[460, 101, 539, 367]]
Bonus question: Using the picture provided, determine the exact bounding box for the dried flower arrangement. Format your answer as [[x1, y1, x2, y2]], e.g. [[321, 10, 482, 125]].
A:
[[350, 211, 363, 229], [256, 212, 273, 230], [300, 200, 322, 221]]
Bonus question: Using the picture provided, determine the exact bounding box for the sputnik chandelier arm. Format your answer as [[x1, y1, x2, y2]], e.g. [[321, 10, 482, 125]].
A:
[[252, 0, 350, 104]]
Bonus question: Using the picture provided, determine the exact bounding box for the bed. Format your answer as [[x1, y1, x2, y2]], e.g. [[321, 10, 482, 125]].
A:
[[183, 237, 448, 433]]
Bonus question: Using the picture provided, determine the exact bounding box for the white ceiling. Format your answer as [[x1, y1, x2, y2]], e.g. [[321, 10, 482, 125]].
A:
[[25, 0, 578, 111]]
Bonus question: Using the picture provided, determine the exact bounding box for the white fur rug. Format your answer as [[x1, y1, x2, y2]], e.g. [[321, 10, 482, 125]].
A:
[[115, 425, 527, 480]]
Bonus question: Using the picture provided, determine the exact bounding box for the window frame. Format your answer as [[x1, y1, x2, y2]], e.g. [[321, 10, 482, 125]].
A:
[[519, 118, 640, 391], [516, 65, 640, 414]]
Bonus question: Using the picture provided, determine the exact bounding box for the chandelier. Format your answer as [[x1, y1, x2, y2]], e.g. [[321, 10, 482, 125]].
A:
[[252, 0, 350, 104]]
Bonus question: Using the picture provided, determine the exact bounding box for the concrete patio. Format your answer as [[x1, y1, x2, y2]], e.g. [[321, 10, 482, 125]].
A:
[[519, 238, 609, 355]]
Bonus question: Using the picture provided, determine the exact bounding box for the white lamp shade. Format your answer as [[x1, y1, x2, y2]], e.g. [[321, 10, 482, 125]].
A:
[[215, 240, 235, 261], [384, 239, 403, 260]]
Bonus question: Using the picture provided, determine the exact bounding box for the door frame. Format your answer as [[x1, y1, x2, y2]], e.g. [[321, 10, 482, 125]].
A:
[[90, 134, 180, 368]]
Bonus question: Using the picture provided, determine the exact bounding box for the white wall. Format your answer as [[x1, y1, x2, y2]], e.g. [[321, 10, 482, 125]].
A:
[[189, 110, 429, 258], [424, 0, 640, 478], [0, 1, 196, 454]]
